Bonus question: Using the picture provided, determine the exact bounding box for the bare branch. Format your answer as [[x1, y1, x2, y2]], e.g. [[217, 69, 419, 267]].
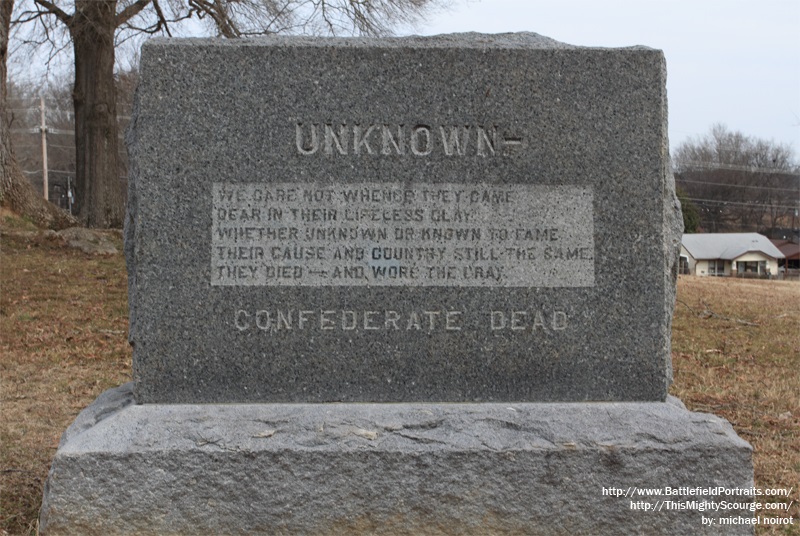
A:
[[117, 0, 153, 26], [151, 0, 171, 36], [12, 9, 49, 25], [32, 0, 72, 26], [188, 0, 241, 37]]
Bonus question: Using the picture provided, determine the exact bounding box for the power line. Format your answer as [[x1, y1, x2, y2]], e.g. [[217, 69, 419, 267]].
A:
[[680, 162, 800, 176], [22, 169, 75, 176], [685, 197, 799, 210], [677, 178, 799, 192], [7, 106, 131, 122]]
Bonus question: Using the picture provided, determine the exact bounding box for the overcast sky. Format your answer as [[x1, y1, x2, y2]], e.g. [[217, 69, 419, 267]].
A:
[[400, 0, 800, 158]]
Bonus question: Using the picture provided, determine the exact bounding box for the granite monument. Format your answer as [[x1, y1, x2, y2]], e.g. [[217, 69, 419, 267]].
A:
[[127, 34, 677, 403], [40, 34, 754, 535]]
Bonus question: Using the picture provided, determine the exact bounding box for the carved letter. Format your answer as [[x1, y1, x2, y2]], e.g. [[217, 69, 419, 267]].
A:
[[295, 123, 319, 155], [320, 311, 335, 330], [511, 311, 527, 330], [277, 310, 293, 330], [298, 310, 314, 329], [381, 125, 405, 155], [490, 311, 506, 330], [353, 124, 377, 155], [364, 311, 380, 330], [411, 125, 432, 156], [255, 310, 271, 331], [532, 311, 546, 331], [446, 311, 462, 331], [385, 310, 401, 330], [342, 311, 357, 330], [477, 126, 497, 157], [424, 311, 441, 331], [235, 310, 250, 331], [440, 126, 470, 156], [324, 124, 348, 155]]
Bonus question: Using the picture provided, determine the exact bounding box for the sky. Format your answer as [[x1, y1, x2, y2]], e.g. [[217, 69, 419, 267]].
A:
[[400, 0, 800, 158], [10, 0, 798, 159]]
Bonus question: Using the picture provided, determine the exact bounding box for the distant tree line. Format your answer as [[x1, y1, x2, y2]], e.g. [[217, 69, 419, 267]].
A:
[[673, 124, 799, 238]]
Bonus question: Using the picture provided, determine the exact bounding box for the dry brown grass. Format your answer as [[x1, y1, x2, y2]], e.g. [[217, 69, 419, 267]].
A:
[[1, 214, 798, 534], [1, 218, 131, 536], [672, 275, 800, 534]]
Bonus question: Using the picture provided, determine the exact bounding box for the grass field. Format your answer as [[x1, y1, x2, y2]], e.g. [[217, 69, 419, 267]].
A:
[[1, 218, 798, 535]]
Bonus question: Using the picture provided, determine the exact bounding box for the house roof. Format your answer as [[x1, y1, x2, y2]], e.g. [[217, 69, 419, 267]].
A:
[[682, 233, 785, 261], [770, 239, 800, 260]]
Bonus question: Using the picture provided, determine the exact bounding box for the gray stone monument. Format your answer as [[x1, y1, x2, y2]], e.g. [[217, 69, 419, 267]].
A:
[[40, 34, 754, 535]]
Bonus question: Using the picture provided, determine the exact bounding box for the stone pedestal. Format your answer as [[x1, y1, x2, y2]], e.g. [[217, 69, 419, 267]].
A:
[[40, 384, 754, 535]]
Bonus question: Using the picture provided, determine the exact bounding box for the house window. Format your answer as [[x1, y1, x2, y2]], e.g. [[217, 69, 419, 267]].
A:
[[708, 260, 725, 276], [679, 257, 689, 275], [740, 261, 762, 274]]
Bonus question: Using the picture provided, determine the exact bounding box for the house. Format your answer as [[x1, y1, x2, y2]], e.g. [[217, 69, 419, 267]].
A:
[[680, 233, 784, 277], [770, 239, 800, 271]]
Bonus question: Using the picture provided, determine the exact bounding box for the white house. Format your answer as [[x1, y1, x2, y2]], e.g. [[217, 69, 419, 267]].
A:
[[680, 233, 784, 277]]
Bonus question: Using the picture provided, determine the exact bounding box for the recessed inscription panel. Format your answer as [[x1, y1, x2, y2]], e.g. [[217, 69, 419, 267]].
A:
[[212, 182, 594, 287]]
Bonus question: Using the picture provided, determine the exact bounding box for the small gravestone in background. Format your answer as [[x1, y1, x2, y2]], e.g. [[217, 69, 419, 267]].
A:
[[40, 34, 754, 535]]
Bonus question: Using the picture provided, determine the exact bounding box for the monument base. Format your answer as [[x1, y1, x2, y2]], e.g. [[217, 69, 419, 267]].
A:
[[40, 384, 754, 535]]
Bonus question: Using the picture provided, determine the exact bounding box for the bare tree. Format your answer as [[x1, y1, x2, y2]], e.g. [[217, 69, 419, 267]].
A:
[[673, 124, 799, 235], [10, 0, 441, 228], [1, 0, 76, 229]]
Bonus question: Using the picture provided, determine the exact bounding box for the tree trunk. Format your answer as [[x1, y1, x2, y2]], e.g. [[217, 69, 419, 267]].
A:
[[70, 0, 126, 228], [1, 0, 76, 229]]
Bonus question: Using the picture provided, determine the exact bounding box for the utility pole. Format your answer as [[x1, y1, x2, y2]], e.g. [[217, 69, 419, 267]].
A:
[[67, 176, 74, 214], [39, 95, 49, 201]]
